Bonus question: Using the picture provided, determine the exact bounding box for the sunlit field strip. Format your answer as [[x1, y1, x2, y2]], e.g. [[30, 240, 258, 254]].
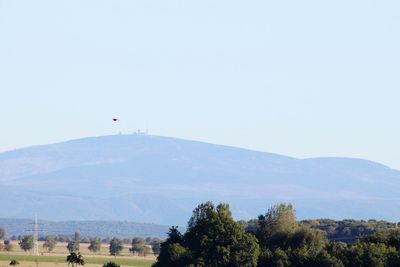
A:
[[0, 254, 155, 267]]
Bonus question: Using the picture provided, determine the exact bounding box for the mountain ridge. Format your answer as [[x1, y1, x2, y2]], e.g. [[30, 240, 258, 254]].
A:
[[1, 134, 400, 225]]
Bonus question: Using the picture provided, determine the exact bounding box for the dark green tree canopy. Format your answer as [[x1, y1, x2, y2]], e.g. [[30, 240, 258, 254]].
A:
[[165, 226, 183, 245], [154, 201, 260, 267], [185, 202, 259, 267], [66, 251, 84, 267], [9, 259, 19, 266], [102, 262, 120, 267], [109, 237, 124, 256], [19, 235, 34, 252]]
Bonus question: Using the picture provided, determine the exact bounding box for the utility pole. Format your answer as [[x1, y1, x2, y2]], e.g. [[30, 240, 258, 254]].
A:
[[33, 214, 39, 256]]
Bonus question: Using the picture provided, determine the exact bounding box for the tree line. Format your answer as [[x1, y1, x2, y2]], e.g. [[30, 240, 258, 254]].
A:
[[3, 218, 394, 246], [153, 202, 400, 267], [5, 232, 161, 245], [0, 227, 162, 256]]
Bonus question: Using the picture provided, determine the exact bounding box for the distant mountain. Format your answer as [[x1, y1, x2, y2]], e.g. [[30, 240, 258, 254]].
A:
[[1, 134, 400, 225], [0, 218, 168, 239]]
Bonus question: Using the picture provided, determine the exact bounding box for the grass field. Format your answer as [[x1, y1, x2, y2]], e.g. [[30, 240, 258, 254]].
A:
[[0, 241, 156, 267], [0, 261, 101, 267], [0, 254, 154, 267]]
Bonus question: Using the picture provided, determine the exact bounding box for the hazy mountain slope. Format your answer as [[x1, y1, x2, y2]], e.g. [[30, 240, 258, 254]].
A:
[[1, 134, 400, 225], [0, 218, 169, 239]]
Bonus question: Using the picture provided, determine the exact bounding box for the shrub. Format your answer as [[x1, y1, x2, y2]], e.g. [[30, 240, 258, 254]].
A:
[[103, 262, 120, 267]]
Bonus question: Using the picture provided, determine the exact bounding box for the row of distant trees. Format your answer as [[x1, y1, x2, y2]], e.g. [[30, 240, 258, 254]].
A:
[[67, 234, 161, 256], [0, 227, 161, 256], [3, 232, 160, 245], [153, 202, 400, 267], [3, 218, 396, 246]]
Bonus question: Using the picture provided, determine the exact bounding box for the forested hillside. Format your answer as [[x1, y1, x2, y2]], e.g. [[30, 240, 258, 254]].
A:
[[241, 218, 398, 244], [303, 219, 398, 243]]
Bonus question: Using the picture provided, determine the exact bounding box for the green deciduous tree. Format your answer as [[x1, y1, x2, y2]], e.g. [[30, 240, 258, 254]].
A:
[[256, 203, 342, 267], [257, 203, 298, 247], [185, 202, 259, 267], [102, 262, 120, 267], [88, 237, 101, 253], [151, 238, 162, 255], [154, 202, 260, 267], [19, 235, 34, 252], [142, 245, 153, 257], [153, 226, 188, 266], [335, 241, 396, 267], [43, 235, 57, 252], [130, 237, 145, 255], [154, 242, 190, 267], [109, 237, 123, 256]]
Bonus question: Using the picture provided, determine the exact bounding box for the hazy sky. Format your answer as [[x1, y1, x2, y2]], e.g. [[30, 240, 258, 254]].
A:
[[1, 1, 400, 169]]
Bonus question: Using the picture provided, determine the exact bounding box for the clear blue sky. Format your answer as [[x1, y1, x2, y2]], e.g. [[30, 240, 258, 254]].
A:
[[1, 0, 400, 169]]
